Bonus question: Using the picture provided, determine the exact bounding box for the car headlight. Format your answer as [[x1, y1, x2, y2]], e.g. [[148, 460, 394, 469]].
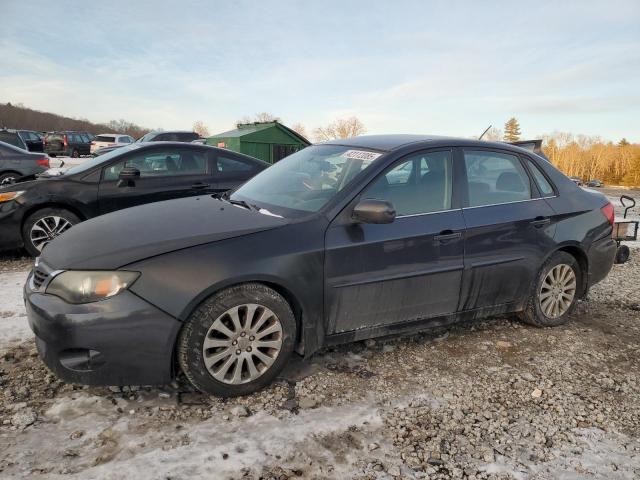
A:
[[0, 191, 24, 203], [45, 271, 140, 304]]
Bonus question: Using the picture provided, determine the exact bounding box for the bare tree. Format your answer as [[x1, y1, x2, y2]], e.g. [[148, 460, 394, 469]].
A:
[[192, 120, 210, 137], [313, 116, 366, 142], [237, 112, 281, 125], [290, 122, 309, 139], [481, 127, 503, 142]]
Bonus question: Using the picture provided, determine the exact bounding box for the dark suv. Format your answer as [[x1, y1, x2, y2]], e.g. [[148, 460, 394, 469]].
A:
[[0, 129, 44, 152], [44, 132, 92, 157]]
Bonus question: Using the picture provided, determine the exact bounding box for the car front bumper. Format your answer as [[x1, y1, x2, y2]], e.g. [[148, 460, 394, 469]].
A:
[[25, 271, 182, 386]]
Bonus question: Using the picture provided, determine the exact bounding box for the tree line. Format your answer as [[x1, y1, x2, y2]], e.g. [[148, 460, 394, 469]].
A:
[[0, 102, 152, 139]]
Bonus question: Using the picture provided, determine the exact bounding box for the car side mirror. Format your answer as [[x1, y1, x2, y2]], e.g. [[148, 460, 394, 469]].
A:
[[352, 199, 396, 224], [117, 167, 140, 187]]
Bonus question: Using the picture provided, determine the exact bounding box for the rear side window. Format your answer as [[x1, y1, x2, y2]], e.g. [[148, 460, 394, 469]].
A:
[[526, 158, 555, 196], [216, 156, 255, 173], [463, 150, 531, 207], [119, 136, 133, 143], [0, 132, 22, 148], [95, 135, 116, 143]]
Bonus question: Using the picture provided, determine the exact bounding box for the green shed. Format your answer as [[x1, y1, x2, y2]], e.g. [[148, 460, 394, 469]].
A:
[[206, 121, 311, 164]]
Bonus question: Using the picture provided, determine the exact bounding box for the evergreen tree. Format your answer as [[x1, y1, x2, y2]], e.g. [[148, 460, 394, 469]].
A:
[[503, 117, 522, 142]]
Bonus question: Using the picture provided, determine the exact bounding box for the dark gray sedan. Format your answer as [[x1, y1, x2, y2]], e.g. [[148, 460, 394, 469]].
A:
[[0, 141, 50, 185], [25, 135, 617, 397]]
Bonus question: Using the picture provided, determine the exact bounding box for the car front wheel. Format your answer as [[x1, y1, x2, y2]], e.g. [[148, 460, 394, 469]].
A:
[[178, 283, 296, 397], [22, 208, 80, 256], [519, 251, 581, 327]]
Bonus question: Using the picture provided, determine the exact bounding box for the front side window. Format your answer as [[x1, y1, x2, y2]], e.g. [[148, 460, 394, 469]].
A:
[[464, 150, 531, 207], [363, 151, 453, 216], [102, 149, 207, 181], [232, 144, 381, 215]]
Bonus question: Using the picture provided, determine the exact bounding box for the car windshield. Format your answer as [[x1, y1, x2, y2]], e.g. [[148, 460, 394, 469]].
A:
[[64, 144, 143, 175], [231, 144, 382, 217]]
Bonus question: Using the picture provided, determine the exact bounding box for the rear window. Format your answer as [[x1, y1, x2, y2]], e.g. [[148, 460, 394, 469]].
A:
[[47, 133, 64, 141], [0, 132, 23, 148], [95, 135, 116, 143]]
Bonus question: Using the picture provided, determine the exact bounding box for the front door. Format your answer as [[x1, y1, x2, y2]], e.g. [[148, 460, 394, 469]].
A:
[[97, 147, 216, 214], [458, 148, 556, 310], [325, 149, 465, 334]]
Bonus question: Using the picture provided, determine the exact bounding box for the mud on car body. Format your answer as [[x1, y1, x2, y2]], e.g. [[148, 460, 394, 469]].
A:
[[25, 135, 617, 396]]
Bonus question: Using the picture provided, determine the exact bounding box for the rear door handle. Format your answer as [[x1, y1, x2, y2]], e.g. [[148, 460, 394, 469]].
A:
[[530, 216, 551, 228], [434, 230, 462, 243], [191, 182, 210, 190]]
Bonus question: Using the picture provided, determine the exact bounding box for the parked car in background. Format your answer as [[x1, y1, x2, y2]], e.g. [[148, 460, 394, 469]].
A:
[[90, 134, 134, 154], [0, 140, 49, 185], [569, 176, 583, 186], [0, 129, 44, 152], [136, 131, 201, 143], [587, 179, 604, 188], [23, 135, 617, 396], [44, 131, 92, 157], [0, 142, 267, 255]]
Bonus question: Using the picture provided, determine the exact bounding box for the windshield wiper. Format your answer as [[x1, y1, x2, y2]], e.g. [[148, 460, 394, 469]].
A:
[[229, 198, 256, 210]]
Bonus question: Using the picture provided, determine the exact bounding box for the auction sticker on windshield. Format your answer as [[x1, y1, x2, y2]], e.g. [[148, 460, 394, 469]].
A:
[[341, 150, 382, 161]]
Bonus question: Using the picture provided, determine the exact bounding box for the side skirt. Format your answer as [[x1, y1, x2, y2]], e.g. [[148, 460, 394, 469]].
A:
[[323, 302, 520, 347]]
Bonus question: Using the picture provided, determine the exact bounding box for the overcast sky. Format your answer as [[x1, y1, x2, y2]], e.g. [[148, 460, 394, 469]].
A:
[[2, 0, 639, 141]]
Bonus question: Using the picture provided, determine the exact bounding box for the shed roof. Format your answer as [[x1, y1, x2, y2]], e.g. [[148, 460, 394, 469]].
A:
[[209, 121, 311, 145]]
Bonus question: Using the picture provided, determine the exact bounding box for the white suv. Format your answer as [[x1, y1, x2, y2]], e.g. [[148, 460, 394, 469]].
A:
[[90, 134, 134, 153]]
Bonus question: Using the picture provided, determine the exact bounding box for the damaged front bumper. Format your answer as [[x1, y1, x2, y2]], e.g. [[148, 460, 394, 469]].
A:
[[24, 271, 182, 386]]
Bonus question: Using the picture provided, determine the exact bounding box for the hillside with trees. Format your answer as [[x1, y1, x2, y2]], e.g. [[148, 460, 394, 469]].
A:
[[0, 102, 152, 139]]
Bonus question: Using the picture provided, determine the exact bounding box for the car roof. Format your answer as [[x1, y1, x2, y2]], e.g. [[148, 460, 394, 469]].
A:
[[322, 134, 539, 155]]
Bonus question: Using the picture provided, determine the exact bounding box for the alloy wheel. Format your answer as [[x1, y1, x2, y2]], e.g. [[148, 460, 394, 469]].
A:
[[539, 263, 576, 318], [0, 176, 16, 185], [202, 304, 283, 384], [30, 216, 74, 251]]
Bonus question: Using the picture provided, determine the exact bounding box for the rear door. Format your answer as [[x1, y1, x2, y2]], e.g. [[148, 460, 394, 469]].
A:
[[325, 149, 465, 334], [97, 146, 217, 213], [458, 148, 556, 310]]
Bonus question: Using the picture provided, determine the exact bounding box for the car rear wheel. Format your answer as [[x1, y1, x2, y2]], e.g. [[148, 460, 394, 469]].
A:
[[0, 172, 19, 185], [518, 251, 581, 327], [22, 208, 80, 256], [71, 149, 79, 158], [178, 283, 296, 397]]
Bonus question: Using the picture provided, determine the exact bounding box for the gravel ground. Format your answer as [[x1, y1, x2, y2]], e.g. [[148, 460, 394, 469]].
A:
[[0, 188, 638, 479]]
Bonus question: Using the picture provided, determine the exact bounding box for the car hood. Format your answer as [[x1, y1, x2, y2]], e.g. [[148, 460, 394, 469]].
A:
[[41, 196, 288, 270]]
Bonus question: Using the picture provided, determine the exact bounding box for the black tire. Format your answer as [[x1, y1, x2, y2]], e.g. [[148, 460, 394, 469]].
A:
[[178, 283, 296, 397], [518, 251, 581, 327], [71, 149, 79, 158], [615, 245, 630, 264], [22, 207, 80, 256], [0, 172, 20, 186]]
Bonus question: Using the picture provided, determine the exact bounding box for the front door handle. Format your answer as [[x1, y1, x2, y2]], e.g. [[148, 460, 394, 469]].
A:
[[434, 230, 462, 243], [191, 182, 210, 190], [530, 216, 551, 228]]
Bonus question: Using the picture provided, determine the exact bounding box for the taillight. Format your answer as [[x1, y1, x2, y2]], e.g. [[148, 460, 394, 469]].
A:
[[36, 157, 50, 168], [63, 135, 68, 146], [601, 202, 615, 226]]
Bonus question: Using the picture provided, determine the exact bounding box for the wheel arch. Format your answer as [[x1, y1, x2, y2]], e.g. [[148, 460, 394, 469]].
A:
[[177, 276, 307, 355], [21, 202, 88, 229], [553, 243, 589, 298]]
